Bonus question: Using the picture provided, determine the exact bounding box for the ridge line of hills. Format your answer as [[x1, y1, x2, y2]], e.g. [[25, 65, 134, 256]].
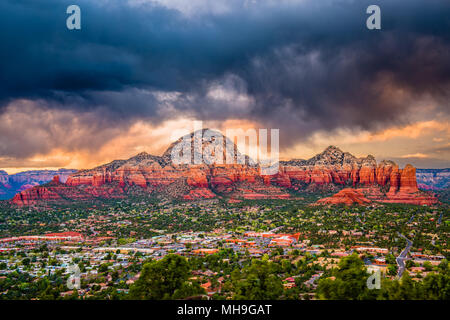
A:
[[0, 169, 77, 200]]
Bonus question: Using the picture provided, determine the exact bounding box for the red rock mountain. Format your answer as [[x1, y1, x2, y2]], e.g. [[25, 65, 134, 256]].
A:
[[10, 130, 438, 206], [0, 169, 77, 200]]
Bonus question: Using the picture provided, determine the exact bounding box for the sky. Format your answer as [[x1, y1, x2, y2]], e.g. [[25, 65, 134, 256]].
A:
[[0, 0, 449, 173]]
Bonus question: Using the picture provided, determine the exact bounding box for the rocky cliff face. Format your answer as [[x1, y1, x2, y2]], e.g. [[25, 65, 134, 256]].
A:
[[9, 130, 438, 206], [0, 169, 77, 200], [11, 176, 124, 205], [279, 148, 390, 187]]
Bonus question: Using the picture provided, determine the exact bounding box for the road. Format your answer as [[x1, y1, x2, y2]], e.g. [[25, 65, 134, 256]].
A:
[[437, 212, 443, 225], [396, 233, 413, 279]]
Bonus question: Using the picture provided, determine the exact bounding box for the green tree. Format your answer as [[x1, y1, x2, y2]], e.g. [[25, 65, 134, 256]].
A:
[[129, 254, 203, 299], [22, 258, 31, 266], [317, 253, 374, 300], [422, 272, 450, 300], [397, 272, 418, 299], [98, 263, 109, 273], [423, 261, 433, 272], [232, 259, 283, 300]]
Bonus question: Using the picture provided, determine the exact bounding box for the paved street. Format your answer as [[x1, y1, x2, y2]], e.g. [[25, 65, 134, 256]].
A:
[[396, 233, 413, 279]]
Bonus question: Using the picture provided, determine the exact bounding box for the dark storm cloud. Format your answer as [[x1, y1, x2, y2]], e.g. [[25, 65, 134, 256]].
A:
[[0, 0, 449, 153]]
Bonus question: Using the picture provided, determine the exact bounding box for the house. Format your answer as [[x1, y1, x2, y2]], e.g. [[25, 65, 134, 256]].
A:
[[283, 283, 296, 289], [192, 249, 219, 255]]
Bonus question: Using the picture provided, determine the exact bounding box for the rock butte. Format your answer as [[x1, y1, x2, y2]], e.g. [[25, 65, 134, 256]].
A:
[[316, 188, 372, 206], [11, 130, 438, 206]]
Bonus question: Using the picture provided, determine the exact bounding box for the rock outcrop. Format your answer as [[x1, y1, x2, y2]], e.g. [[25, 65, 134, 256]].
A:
[[183, 188, 216, 200], [11, 175, 124, 205], [315, 186, 437, 206], [316, 188, 372, 206]]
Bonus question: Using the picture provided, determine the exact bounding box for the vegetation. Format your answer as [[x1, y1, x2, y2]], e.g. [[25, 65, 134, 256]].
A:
[[129, 254, 205, 299]]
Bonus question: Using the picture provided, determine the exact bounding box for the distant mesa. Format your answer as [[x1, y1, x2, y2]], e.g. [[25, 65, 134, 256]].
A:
[[0, 169, 77, 200], [6, 130, 439, 206], [416, 168, 450, 190]]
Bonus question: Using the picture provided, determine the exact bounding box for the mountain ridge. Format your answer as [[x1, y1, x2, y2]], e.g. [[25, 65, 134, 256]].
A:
[[0, 169, 77, 200], [416, 168, 450, 190]]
